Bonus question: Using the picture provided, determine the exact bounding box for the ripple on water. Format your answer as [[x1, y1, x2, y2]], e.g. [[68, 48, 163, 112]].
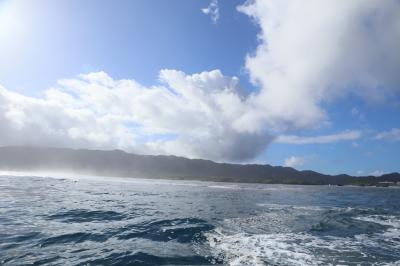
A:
[[116, 218, 214, 243], [1, 176, 400, 266], [310, 209, 390, 237], [79, 251, 212, 266], [45, 209, 127, 223], [38, 232, 109, 247]]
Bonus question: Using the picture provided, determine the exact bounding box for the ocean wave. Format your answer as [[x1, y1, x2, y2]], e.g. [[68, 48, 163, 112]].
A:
[[38, 232, 109, 247], [256, 203, 327, 211], [208, 185, 240, 190], [116, 218, 214, 243], [2, 175, 400, 265], [45, 209, 127, 223], [79, 251, 211, 266], [354, 215, 400, 228], [204, 213, 400, 265]]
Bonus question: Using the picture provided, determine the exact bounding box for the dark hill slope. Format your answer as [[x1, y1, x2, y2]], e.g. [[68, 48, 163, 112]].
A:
[[0, 146, 398, 185]]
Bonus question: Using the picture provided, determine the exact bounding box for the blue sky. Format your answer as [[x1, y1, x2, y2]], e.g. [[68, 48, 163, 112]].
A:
[[0, 0, 257, 92], [0, 0, 399, 175]]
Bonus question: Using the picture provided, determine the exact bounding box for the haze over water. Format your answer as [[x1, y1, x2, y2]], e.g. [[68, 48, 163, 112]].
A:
[[1, 174, 399, 265]]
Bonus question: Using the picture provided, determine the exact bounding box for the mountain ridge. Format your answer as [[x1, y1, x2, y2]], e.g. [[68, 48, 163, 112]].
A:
[[0, 146, 398, 186]]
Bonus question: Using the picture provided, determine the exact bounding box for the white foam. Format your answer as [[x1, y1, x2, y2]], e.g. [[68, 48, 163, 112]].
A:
[[256, 203, 327, 211], [204, 213, 400, 266], [205, 230, 353, 266], [205, 229, 400, 265], [0, 170, 210, 188], [208, 185, 240, 190], [354, 215, 400, 228], [383, 261, 400, 266]]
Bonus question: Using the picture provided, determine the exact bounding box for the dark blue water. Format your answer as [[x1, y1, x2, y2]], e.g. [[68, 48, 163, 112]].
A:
[[0, 174, 399, 265]]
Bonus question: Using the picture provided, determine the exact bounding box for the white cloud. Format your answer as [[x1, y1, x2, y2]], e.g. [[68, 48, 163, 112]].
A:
[[238, 0, 400, 130], [276, 130, 361, 144], [202, 0, 219, 24], [356, 170, 364, 176], [369, 170, 386, 177], [0, 70, 272, 162], [375, 128, 400, 142], [283, 156, 305, 168]]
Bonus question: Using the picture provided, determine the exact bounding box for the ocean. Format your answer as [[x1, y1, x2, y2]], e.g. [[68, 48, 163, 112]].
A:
[[0, 174, 399, 265]]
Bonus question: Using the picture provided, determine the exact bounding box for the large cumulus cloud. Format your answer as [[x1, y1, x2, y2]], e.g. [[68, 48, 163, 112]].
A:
[[0, 70, 272, 161], [239, 0, 400, 130]]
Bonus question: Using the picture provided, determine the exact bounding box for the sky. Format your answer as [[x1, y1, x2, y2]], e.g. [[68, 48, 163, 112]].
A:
[[0, 0, 399, 175]]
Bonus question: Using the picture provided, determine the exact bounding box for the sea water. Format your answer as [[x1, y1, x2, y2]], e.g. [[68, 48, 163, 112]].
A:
[[0, 174, 399, 265]]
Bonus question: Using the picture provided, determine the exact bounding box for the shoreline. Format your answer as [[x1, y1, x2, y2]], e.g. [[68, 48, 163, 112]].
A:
[[1, 170, 399, 188]]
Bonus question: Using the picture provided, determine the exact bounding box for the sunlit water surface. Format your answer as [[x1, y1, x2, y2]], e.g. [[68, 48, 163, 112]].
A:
[[0, 174, 399, 265]]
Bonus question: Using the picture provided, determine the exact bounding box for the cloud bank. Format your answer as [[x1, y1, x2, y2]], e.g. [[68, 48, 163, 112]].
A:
[[1, 0, 400, 161], [238, 0, 400, 130], [0, 70, 272, 161]]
